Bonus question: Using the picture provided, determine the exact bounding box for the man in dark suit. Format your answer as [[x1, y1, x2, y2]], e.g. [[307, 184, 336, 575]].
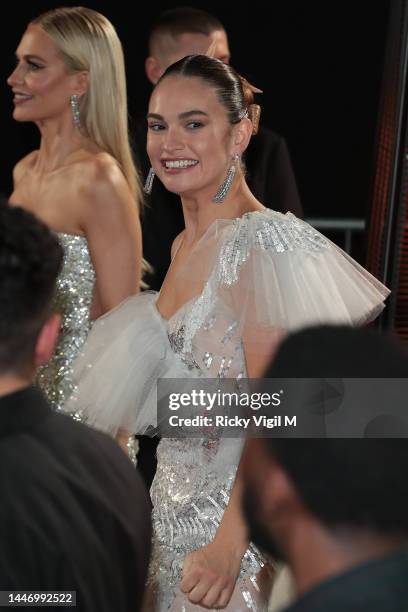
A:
[[0, 202, 151, 611], [242, 326, 408, 612]]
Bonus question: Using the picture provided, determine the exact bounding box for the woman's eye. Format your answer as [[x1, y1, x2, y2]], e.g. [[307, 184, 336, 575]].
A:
[[186, 121, 203, 129], [148, 123, 165, 132], [27, 60, 44, 71]]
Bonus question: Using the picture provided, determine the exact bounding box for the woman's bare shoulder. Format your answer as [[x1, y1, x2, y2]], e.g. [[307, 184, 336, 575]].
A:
[[75, 152, 138, 231], [12, 150, 39, 184], [76, 152, 131, 202], [79, 151, 124, 182]]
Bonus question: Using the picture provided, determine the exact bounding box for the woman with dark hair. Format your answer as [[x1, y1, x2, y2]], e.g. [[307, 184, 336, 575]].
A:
[[67, 55, 389, 610]]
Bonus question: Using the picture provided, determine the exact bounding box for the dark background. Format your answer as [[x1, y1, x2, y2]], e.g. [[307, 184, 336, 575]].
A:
[[0, 1, 390, 219]]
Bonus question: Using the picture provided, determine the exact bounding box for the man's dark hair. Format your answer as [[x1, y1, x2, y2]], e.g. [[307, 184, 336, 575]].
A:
[[148, 7, 224, 55], [0, 201, 63, 374], [263, 325, 408, 535]]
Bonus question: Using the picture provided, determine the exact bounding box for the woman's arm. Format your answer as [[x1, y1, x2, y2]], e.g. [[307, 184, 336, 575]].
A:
[[82, 156, 142, 319], [180, 461, 248, 608], [180, 327, 283, 607]]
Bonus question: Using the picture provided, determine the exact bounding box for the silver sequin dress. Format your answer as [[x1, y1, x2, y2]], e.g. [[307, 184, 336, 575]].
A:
[[65, 210, 389, 610], [36, 233, 95, 412]]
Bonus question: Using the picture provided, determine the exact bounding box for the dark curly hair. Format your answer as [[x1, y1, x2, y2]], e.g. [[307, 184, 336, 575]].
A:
[[0, 201, 63, 374]]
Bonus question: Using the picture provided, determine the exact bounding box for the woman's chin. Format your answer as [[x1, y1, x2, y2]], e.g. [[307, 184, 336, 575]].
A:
[[159, 178, 189, 196], [166, 186, 182, 195], [12, 110, 29, 122], [12, 108, 37, 123]]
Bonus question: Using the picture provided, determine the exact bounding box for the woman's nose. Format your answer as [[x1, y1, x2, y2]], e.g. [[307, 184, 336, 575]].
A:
[[7, 63, 25, 88], [162, 126, 185, 152]]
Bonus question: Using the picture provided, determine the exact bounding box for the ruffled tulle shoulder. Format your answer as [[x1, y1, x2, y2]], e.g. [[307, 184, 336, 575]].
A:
[[216, 210, 332, 286], [64, 292, 196, 436], [173, 209, 389, 331]]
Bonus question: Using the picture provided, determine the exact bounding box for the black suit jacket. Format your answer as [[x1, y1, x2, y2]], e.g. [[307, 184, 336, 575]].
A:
[[0, 386, 151, 612], [134, 119, 303, 291], [285, 547, 408, 612]]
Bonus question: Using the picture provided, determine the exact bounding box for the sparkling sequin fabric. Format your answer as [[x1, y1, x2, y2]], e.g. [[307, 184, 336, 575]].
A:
[[150, 438, 266, 609], [36, 233, 95, 411], [66, 209, 389, 610], [148, 216, 287, 606]]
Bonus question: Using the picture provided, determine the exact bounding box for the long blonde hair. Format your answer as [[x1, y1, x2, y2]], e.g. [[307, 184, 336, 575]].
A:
[[32, 7, 142, 208]]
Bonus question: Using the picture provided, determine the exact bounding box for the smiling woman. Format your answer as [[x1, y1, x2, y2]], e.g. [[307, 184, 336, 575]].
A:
[[9, 25, 85, 124], [64, 54, 390, 611], [146, 62, 249, 204], [7, 7, 143, 424]]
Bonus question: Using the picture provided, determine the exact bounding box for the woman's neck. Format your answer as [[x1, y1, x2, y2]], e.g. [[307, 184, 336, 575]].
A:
[[35, 113, 97, 172], [180, 174, 263, 246]]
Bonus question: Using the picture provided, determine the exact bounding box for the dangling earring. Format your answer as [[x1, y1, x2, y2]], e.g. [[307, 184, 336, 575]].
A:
[[70, 94, 81, 129], [143, 167, 155, 194], [212, 154, 239, 204]]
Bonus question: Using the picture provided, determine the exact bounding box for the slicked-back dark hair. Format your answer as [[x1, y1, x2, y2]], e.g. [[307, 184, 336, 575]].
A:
[[158, 54, 254, 125]]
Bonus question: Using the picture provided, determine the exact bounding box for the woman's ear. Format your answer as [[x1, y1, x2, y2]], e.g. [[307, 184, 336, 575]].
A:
[[232, 117, 253, 156], [72, 70, 89, 97]]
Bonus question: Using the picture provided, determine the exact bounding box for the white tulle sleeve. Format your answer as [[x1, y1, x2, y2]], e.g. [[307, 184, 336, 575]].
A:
[[64, 292, 196, 436], [171, 211, 390, 369], [230, 213, 389, 332]]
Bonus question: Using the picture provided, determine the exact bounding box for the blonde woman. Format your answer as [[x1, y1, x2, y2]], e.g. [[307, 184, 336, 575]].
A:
[[7, 7, 143, 434]]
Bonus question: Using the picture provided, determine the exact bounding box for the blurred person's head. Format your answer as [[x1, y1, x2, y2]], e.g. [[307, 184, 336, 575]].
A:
[[146, 7, 230, 85], [0, 202, 62, 387], [242, 326, 408, 592]]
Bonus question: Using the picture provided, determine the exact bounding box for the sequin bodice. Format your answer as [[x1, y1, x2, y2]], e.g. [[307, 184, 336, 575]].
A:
[[36, 233, 95, 411]]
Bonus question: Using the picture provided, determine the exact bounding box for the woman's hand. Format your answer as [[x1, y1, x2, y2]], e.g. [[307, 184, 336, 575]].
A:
[[180, 536, 243, 609]]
